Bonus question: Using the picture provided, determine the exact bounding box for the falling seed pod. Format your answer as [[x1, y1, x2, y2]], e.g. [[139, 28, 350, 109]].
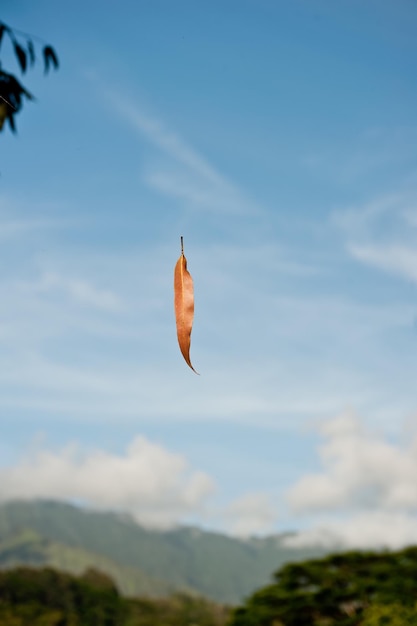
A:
[[174, 237, 198, 374]]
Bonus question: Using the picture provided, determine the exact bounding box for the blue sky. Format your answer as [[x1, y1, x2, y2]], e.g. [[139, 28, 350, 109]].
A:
[[1, 0, 417, 545]]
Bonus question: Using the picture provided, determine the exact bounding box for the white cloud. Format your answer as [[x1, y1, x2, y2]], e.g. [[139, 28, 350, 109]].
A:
[[284, 511, 417, 551], [0, 436, 215, 528], [288, 412, 417, 513], [286, 412, 417, 548], [224, 492, 278, 537]]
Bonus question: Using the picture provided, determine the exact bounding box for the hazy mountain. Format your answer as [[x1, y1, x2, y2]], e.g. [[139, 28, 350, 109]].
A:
[[0, 500, 328, 604]]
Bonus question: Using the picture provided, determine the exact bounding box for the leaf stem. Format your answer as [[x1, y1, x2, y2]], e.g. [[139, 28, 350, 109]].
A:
[[0, 21, 49, 45]]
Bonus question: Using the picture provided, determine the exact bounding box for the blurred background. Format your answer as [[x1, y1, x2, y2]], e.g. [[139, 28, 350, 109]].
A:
[[1, 0, 417, 550]]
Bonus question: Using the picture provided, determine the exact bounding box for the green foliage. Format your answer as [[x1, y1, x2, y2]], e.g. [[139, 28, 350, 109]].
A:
[[0, 566, 127, 625], [228, 548, 417, 626], [0, 566, 229, 626], [361, 603, 417, 626], [127, 593, 230, 626], [0, 20, 59, 133]]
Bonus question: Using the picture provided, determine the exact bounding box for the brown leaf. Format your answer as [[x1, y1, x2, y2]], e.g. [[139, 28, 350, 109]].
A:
[[174, 237, 198, 374]]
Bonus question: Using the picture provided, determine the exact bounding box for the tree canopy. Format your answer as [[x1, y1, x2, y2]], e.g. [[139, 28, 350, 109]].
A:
[[0, 566, 230, 626], [0, 20, 59, 133], [228, 547, 417, 626]]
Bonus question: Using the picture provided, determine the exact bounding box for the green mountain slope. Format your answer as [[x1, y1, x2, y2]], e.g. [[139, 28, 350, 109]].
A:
[[0, 500, 327, 604], [0, 528, 179, 598]]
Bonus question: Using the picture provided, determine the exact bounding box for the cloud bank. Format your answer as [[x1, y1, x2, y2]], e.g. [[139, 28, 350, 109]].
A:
[[0, 435, 279, 536], [2, 412, 417, 547], [0, 436, 214, 528], [286, 412, 417, 549]]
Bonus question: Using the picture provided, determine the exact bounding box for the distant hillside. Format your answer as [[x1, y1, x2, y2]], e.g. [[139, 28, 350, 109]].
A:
[[0, 528, 176, 598], [0, 500, 328, 604]]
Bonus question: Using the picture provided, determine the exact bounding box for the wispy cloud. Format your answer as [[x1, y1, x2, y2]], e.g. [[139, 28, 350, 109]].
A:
[[302, 125, 417, 185], [332, 192, 410, 238], [349, 243, 417, 284], [334, 190, 417, 284], [0, 217, 65, 239], [0, 228, 414, 426], [105, 93, 261, 216], [22, 271, 125, 312], [111, 99, 223, 185], [0, 195, 80, 240]]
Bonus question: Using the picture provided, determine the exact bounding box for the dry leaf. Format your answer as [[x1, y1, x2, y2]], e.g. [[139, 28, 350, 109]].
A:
[[174, 237, 198, 374]]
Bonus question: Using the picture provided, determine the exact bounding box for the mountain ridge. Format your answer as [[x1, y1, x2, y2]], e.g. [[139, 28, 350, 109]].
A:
[[0, 499, 329, 603]]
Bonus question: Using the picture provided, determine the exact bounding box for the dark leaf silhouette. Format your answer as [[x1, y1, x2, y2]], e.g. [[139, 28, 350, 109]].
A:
[[0, 23, 7, 48], [27, 40, 35, 66], [0, 101, 7, 130], [7, 110, 16, 132], [13, 42, 27, 73], [43, 45, 59, 73], [0, 21, 58, 134], [0, 70, 34, 132]]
